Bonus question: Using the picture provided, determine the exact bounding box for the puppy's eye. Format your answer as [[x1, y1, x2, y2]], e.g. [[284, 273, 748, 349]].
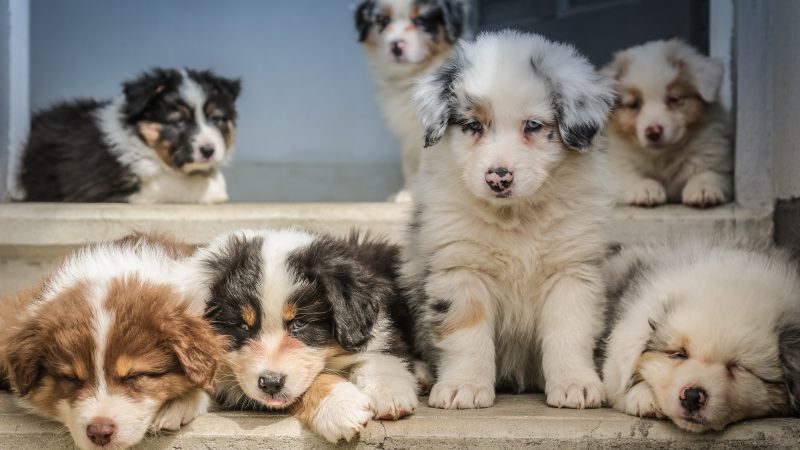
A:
[[524, 120, 543, 134], [669, 348, 689, 360], [625, 100, 641, 110], [287, 319, 307, 334], [239, 323, 251, 332], [727, 362, 746, 376], [123, 372, 165, 384], [666, 95, 684, 106], [376, 14, 391, 28], [462, 121, 483, 135], [57, 373, 84, 385]]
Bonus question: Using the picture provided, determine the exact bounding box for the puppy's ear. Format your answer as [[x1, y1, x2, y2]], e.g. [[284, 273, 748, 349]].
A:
[[531, 41, 616, 152], [4, 326, 43, 396], [779, 322, 800, 414], [166, 308, 226, 391], [669, 39, 723, 103], [415, 49, 464, 147], [354, 0, 375, 42], [600, 51, 630, 81], [122, 68, 182, 120], [214, 76, 242, 102], [437, 0, 467, 42]]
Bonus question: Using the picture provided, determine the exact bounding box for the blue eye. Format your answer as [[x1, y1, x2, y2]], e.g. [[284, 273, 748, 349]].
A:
[[524, 120, 543, 133], [463, 121, 483, 134]]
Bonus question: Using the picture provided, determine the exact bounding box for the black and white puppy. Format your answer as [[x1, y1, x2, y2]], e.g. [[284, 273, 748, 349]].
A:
[[180, 229, 418, 443], [17, 68, 240, 203], [355, 0, 470, 201], [403, 31, 616, 410]]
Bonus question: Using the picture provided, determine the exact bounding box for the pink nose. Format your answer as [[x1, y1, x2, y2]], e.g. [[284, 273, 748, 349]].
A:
[[485, 167, 513, 193], [86, 419, 116, 446], [645, 125, 663, 142]]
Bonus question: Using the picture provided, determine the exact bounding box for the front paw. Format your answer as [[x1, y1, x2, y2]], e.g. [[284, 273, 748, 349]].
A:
[[546, 375, 605, 409], [625, 179, 667, 207], [619, 382, 662, 418], [682, 181, 727, 208], [151, 391, 210, 431], [311, 382, 372, 443], [361, 375, 418, 420], [428, 380, 495, 409]]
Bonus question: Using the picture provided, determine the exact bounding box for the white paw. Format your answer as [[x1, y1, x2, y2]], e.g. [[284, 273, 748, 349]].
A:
[[361, 374, 418, 420], [311, 382, 372, 443], [387, 189, 413, 203], [682, 182, 727, 208], [625, 179, 667, 207], [151, 391, 210, 431], [428, 380, 495, 409], [620, 382, 662, 418], [201, 172, 229, 204], [546, 375, 605, 409]]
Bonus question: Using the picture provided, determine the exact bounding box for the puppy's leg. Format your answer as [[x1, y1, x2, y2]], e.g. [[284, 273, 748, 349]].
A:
[[540, 272, 605, 409], [292, 373, 372, 443], [682, 170, 731, 207], [151, 389, 211, 431], [425, 270, 496, 409], [349, 353, 419, 420], [620, 175, 667, 207], [618, 381, 662, 418], [198, 170, 229, 204]]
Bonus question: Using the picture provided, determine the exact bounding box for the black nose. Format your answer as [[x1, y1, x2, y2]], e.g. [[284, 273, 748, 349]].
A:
[[258, 372, 286, 395], [390, 40, 404, 57], [680, 387, 707, 412], [485, 167, 514, 192], [199, 145, 215, 159]]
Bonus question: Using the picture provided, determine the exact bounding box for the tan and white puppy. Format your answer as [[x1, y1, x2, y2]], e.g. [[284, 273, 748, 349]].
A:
[[603, 39, 732, 208], [601, 240, 800, 431], [404, 31, 616, 410], [0, 233, 225, 450], [355, 0, 470, 201]]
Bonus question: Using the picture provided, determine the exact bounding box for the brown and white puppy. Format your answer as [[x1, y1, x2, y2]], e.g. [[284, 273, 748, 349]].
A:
[[180, 228, 418, 443], [0, 233, 225, 450], [603, 39, 732, 208], [355, 0, 470, 201], [601, 240, 800, 431]]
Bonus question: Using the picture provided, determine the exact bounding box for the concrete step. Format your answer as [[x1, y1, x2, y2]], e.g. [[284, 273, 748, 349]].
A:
[[0, 202, 774, 294], [1, 393, 798, 449]]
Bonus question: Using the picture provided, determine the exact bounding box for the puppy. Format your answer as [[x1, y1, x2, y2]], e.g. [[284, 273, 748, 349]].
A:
[[17, 68, 240, 203], [602, 39, 732, 207], [403, 31, 616, 410], [355, 0, 470, 201], [0, 233, 225, 450], [601, 240, 800, 431], [181, 229, 418, 443]]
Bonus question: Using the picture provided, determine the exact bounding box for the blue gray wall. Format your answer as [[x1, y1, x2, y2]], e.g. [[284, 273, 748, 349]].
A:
[[29, 0, 401, 202]]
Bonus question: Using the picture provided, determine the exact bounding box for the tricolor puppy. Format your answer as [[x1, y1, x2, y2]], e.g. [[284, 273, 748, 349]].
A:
[[182, 229, 418, 443], [0, 233, 225, 450], [403, 31, 616, 410], [602, 39, 732, 207], [16, 68, 240, 203], [601, 240, 800, 431], [355, 0, 470, 201]]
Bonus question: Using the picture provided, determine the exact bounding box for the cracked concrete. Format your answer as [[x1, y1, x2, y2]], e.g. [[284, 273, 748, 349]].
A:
[[1, 394, 798, 449]]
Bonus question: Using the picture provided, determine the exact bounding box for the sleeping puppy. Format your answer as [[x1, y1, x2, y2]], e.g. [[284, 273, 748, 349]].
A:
[[181, 229, 418, 442], [0, 233, 225, 450], [355, 0, 470, 201], [404, 31, 616, 409], [602, 39, 732, 207], [601, 240, 800, 431], [16, 68, 240, 203]]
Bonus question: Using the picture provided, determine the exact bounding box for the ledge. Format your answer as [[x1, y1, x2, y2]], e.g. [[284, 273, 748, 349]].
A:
[[1, 393, 798, 449]]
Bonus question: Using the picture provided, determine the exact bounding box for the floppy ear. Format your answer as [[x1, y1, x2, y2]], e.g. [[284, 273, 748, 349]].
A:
[[354, 0, 375, 42], [122, 68, 182, 120], [166, 310, 226, 391], [4, 326, 44, 396], [600, 51, 629, 81], [437, 0, 467, 42], [779, 322, 800, 414], [670, 39, 723, 103], [414, 48, 464, 148], [213, 76, 241, 102], [531, 41, 616, 152]]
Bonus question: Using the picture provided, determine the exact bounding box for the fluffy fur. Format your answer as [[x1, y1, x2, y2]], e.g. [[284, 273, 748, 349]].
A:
[[601, 240, 800, 431], [602, 39, 732, 207], [17, 68, 240, 203], [0, 233, 225, 450], [180, 229, 418, 443], [403, 31, 616, 410], [355, 0, 470, 201]]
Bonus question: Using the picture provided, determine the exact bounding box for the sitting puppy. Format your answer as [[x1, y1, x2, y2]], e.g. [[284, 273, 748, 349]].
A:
[[0, 233, 225, 450], [181, 229, 418, 442], [16, 68, 240, 203], [404, 31, 616, 409], [601, 240, 800, 431], [602, 39, 732, 207], [355, 0, 470, 201]]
